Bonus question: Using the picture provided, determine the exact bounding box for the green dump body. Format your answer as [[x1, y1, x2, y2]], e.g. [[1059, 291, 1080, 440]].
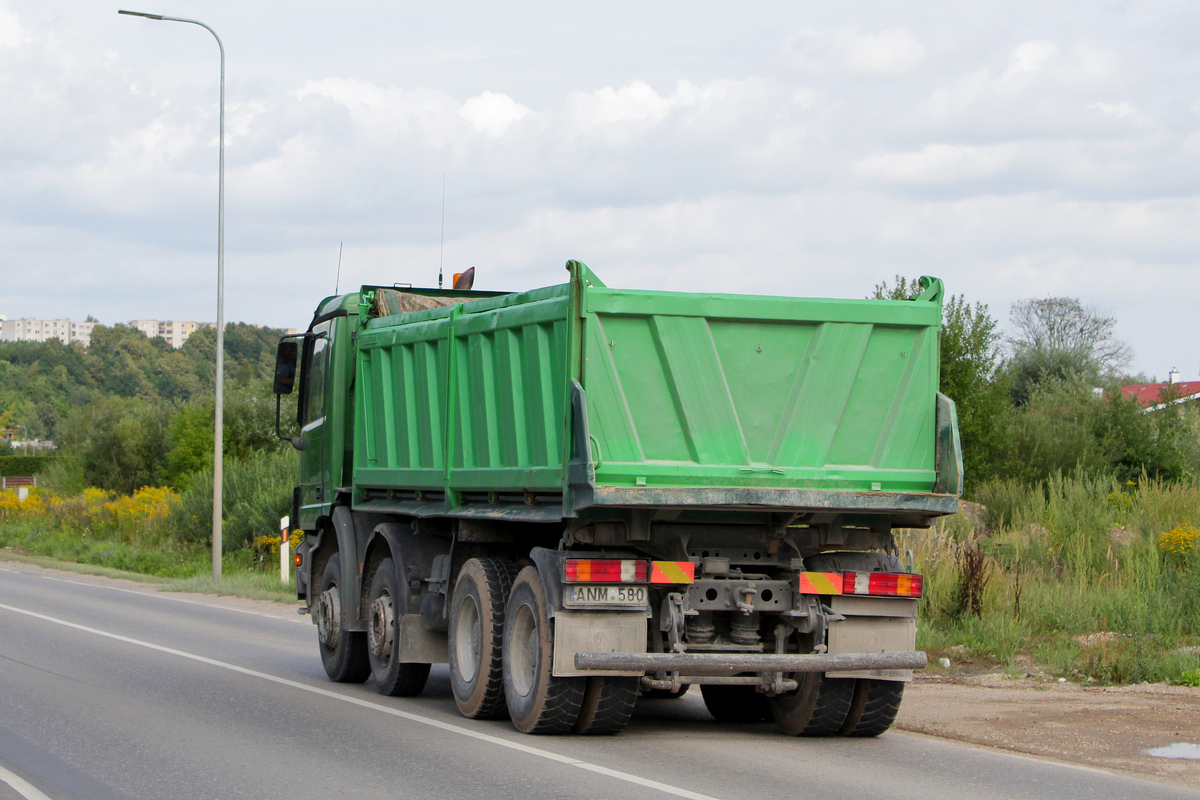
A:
[[352, 262, 960, 524]]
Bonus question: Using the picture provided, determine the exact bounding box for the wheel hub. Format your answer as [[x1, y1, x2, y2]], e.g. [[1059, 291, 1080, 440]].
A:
[[510, 603, 537, 697], [317, 586, 341, 648], [369, 590, 396, 665], [455, 595, 481, 683]]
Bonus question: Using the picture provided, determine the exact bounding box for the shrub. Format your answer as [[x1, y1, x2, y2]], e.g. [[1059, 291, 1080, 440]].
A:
[[169, 450, 294, 549]]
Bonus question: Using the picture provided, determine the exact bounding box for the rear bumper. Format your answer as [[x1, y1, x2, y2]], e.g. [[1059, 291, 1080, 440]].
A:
[[575, 485, 958, 526], [574, 650, 927, 673]]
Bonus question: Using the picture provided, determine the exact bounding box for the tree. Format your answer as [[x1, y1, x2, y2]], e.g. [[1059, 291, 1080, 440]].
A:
[[58, 396, 172, 493], [1006, 298, 1131, 405]]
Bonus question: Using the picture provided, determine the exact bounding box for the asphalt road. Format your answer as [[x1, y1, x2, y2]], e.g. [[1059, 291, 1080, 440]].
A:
[[1, 563, 1196, 800]]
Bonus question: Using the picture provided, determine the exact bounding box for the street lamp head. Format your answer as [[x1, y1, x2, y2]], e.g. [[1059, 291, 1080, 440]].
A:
[[117, 10, 165, 20]]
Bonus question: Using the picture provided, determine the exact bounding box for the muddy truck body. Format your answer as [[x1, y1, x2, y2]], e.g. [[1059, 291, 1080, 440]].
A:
[[273, 261, 961, 735]]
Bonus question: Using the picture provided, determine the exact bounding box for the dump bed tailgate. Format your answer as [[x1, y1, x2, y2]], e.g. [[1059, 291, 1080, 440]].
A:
[[580, 283, 942, 494]]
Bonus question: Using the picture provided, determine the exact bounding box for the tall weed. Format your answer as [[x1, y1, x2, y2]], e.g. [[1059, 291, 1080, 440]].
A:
[[904, 472, 1200, 683]]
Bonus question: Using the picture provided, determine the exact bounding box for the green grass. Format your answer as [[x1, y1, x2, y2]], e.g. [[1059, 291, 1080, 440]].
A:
[[901, 473, 1200, 686], [0, 526, 207, 578], [168, 571, 297, 604], [0, 548, 168, 583], [1, 545, 298, 605]]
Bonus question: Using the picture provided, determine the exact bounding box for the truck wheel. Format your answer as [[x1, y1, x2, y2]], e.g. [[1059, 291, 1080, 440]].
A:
[[842, 680, 904, 737], [701, 684, 770, 723], [316, 553, 370, 683], [449, 557, 518, 719], [367, 557, 431, 697], [574, 677, 639, 735], [502, 566, 585, 734], [770, 674, 856, 736]]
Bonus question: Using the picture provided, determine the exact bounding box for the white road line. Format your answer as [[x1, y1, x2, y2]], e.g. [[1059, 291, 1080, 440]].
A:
[[0, 763, 53, 800], [0, 601, 719, 800], [0, 566, 304, 623]]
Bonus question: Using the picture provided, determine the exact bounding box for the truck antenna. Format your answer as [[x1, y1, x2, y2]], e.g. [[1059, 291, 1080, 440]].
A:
[[334, 241, 344, 294], [438, 172, 446, 288]]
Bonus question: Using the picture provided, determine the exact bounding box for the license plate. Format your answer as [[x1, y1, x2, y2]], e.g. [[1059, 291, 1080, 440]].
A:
[[563, 585, 647, 608]]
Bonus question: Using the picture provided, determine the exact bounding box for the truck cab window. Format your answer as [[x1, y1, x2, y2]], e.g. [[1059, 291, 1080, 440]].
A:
[[300, 322, 331, 426]]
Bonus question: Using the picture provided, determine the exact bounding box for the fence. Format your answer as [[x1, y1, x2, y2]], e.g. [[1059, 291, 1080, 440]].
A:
[[0, 476, 37, 489]]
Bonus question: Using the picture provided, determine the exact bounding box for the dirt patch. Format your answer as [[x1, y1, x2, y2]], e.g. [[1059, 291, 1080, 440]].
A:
[[898, 671, 1200, 790]]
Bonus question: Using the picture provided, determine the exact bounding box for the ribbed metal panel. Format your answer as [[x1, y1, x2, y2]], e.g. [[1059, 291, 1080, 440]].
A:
[[352, 267, 945, 507], [581, 288, 941, 492]]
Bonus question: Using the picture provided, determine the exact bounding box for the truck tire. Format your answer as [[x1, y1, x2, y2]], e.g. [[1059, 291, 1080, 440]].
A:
[[502, 566, 585, 734], [769, 673, 856, 736], [841, 679, 904, 737], [449, 557, 518, 719], [316, 553, 370, 683], [701, 684, 770, 723], [574, 677, 639, 735], [367, 557, 431, 697]]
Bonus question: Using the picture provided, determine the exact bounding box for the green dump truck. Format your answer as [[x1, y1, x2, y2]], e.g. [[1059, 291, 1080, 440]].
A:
[[273, 261, 961, 736]]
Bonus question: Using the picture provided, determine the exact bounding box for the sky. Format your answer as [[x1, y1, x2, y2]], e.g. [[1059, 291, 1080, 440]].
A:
[[1, 0, 1197, 381]]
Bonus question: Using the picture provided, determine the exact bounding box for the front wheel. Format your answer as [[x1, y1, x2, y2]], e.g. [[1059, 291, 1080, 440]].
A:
[[316, 553, 370, 683], [502, 567, 585, 734], [367, 557, 431, 697]]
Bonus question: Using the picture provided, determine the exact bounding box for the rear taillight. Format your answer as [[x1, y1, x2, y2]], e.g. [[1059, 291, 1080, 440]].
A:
[[842, 571, 923, 598], [798, 571, 923, 598], [563, 559, 649, 583]]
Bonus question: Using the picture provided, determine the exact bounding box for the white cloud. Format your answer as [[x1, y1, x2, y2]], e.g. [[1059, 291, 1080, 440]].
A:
[[1089, 101, 1136, 120], [1004, 40, 1058, 78], [917, 39, 1132, 141], [784, 27, 924, 76], [855, 143, 1017, 185], [459, 91, 531, 137], [0, 2, 24, 49], [845, 29, 925, 75]]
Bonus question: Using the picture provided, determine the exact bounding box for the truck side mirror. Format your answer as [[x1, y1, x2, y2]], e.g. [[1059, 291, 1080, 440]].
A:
[[274, 341, 299, 395]]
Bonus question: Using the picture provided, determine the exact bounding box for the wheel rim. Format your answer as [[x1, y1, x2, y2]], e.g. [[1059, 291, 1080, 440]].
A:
[[455, 594, 482, 683], [317, 585, 340, 648], [369, 589, 395, 666], [510, 602, 537, 697]]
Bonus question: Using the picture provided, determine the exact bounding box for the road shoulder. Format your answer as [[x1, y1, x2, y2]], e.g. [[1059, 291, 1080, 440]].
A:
[[898, 673, 1200, 791]]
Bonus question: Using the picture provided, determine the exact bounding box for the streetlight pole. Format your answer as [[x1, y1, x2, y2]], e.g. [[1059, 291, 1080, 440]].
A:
[[119, 10, 226, 579]]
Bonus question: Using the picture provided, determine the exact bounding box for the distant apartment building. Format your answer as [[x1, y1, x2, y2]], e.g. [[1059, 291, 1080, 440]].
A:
[[127, 319, 209, 349], [0, 317, 209, 348], [0, 316, 97, 346]]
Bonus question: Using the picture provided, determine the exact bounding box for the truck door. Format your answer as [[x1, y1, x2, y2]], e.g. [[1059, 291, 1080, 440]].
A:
[[297, 319, 332, 526]]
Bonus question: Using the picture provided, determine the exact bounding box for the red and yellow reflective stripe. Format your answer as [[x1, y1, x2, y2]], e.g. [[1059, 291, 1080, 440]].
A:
[[650, 561, 696, 584], [798, 572, 843, 595]]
